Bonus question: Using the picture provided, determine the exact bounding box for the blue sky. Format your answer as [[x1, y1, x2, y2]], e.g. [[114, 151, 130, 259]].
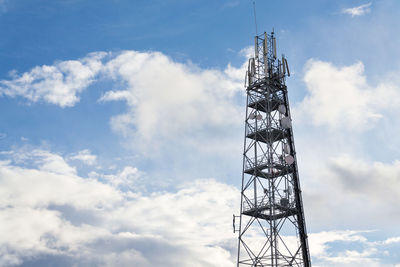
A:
[[1, 0, 400, 266]]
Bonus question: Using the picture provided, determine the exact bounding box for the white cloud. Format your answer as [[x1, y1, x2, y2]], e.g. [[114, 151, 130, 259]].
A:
[[99, 90, 135, 105], [3, 148, 77, 176], [0, 52, 107, 107], [100, 51, 244, 147], [310, 230, 373, 266], [308, 230, 400, 267], [295, 60, 400, 130], [0, 149, 239, 266], [68, 149, 97, 166], [0, 150, 119, 209], [342, 3, 372, 17], [380, 236, 400, 245]]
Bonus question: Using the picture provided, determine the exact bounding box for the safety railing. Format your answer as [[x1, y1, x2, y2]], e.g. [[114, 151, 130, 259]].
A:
[[243, 194, 295, 213], [244, 154, 284, 171]]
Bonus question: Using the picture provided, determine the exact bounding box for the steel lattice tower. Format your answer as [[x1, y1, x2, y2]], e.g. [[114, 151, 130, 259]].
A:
[[234, 31, 311, 267]]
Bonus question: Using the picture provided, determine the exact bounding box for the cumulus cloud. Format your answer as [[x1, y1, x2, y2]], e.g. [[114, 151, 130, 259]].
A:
[[295, 60, 400, 130], [341, 3, 372, 17], [381, 236, 400, 245], [68, 149, 97, 166], [99, 90, 135, 105], [100, 51, 245, 154], [0, 52, 107, 107], [0, 149, 239, 266]]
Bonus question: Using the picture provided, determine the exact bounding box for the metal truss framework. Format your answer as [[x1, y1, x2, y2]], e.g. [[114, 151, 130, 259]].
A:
[[235, 32, 311, 267]]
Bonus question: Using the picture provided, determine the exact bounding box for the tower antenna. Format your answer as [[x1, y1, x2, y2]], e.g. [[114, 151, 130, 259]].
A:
[[252, 1, 258, 35]]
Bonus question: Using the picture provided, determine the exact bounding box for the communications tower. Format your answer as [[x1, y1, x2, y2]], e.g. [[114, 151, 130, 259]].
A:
[[234, 31, 311, 266]]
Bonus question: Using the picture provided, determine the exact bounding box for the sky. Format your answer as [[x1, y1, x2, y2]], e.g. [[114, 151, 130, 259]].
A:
[[0, 0, 400, 266]]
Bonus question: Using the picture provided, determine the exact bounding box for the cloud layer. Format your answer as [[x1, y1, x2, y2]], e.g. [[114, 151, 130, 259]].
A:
[[1, 149, 399, 266], [0, 149, 239, 266]]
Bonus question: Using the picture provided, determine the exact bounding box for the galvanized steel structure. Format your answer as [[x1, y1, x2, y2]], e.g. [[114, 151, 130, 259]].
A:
[[234, 31, 311, 266]]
